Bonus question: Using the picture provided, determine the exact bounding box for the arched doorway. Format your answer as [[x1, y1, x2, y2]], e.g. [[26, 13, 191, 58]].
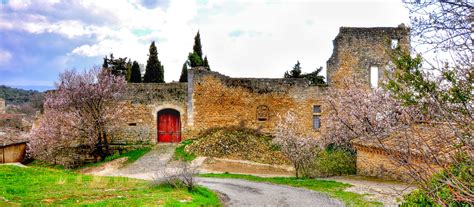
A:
[[157, 109, 181, 143]]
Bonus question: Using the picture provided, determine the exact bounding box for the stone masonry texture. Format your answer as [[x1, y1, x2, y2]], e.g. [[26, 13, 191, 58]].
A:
[[37, 25, 418, 180], [327, 24, 410, 86]]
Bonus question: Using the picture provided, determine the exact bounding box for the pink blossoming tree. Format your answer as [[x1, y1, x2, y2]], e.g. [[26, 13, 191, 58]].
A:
[[29, 67, 126, 166], [274, 112, 321, 178]]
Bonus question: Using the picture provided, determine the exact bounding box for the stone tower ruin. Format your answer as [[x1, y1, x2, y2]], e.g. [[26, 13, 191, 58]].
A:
[[326, 24, 410, 87]]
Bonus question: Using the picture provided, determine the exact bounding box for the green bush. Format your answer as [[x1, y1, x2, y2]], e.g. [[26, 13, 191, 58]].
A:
[[306, 146, 356, 178], [104, 147, 152, 163], [401, 190, 438, 207], [401, 153, 473, 206]]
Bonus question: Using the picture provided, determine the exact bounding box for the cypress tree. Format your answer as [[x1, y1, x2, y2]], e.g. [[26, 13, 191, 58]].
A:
[[179, 62, 188, 82], [125, 59, 132, 81], [203, 56, 210, 71], [193, 31, 203, 59], [130, 61, 142, 83], [187, 31, 212, 70], [143, 41, 165, 83]]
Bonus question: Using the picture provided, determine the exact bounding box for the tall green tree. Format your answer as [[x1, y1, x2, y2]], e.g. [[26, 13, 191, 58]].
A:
[[193, 31, 203, 59], [187, 31, 210, 70], [143, 41, 165, 83], [179, 62, 188, 82], [125, 59, 132, 81], [129, 61, 142, 83], [203, 56, 210, 70]]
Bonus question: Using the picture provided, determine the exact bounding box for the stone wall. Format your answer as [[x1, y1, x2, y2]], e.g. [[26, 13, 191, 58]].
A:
[[110, 83, 187, 148], [326, 24, 410, 87], [188, 68, 328, 138], [0, 114, 24, 129], [355, 145, 441, 182]]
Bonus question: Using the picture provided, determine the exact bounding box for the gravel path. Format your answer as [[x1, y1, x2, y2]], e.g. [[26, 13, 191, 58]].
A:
[[87, 145, 344, 206], [98, 144, 177, 180], [197, 177, 344, 207]]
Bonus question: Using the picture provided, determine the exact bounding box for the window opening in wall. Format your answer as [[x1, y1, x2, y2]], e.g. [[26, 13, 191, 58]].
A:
[[391, 39, 399, 49], [128, 123, 137, 126], [313, 115, 321, 129], [313, 105, 321, 113], [370, 66, 379, 88], [256, 105, 269, 122], [313, 105, 321, 130]]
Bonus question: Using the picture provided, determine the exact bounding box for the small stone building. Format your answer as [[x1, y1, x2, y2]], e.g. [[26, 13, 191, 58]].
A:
[[353, 124, 459, 181], [0, 128, 28, 163], [0, 98, 30, 163], [110, 25, 410, 149]]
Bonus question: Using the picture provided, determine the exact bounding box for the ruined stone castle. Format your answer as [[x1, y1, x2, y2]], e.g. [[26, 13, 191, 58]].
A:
[[111, 25, 410, 149]]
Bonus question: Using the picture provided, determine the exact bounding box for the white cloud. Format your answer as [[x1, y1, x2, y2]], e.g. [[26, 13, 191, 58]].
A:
[[7, 0, 32, 10], [0, 50, 12, 65], [1, 0, 409, 82]]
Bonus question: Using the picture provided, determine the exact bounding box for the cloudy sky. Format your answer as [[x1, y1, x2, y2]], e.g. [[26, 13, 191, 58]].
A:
[[0, 0, 409, 90]]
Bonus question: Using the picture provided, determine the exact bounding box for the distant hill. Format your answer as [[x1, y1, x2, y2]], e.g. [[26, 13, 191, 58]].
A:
[[10, 85, 54, 92], [0, 85, 43, 105]]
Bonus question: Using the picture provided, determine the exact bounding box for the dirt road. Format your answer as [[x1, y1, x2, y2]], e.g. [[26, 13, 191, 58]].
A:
[[197, 177, 343, 207]]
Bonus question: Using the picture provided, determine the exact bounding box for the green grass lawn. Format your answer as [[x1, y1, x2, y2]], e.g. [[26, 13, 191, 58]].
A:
[[200, 173, 382, 207], [174, 140, 197, 162], [106, 147, 153, 163], [29, 147, 153, 170], [0, 165, 221, 206]]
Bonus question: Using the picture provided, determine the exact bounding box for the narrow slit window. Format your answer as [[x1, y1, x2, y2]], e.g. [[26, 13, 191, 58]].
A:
[[128, 123, 137, 126], [370, 66, 379, 88], [313, 115, 321, 129], [312, 105, 322, 130]]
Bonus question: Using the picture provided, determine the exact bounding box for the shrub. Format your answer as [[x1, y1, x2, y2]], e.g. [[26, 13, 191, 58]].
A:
[[307, 147, 356, 178], [401, 190, 438, 207], [153, 161, 198, 191], [401, 153, 473, 206], [274, 112, 321, 178]]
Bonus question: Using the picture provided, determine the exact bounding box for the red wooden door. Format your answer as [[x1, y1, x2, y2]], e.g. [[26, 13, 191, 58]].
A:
[[158, 110, 181, 143]]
